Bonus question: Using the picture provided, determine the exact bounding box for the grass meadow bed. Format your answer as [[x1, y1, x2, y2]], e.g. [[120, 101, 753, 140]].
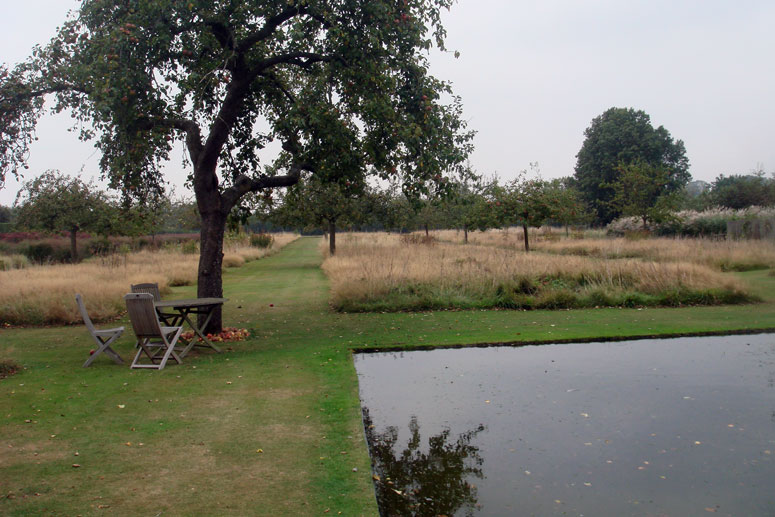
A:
[[322, 233, 757, 312], [0, 233, 298, 325], [437, 228, 775, 272]]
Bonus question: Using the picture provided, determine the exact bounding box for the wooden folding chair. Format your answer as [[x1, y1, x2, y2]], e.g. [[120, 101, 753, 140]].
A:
[[130, 282, 180, 325], [124, 293, 184, 370], [75, 294, 125, 367]]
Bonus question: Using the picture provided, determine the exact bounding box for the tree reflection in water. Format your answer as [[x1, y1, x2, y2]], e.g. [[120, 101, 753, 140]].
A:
[[363, 408, 486, 517]]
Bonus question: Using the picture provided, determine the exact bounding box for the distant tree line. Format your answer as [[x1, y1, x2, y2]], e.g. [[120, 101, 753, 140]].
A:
[[4, 108, 771, 255]]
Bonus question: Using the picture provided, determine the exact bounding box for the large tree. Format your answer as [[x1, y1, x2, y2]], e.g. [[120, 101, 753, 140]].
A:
[[574, 107, 690, 225], [0, 0, 472, 331]]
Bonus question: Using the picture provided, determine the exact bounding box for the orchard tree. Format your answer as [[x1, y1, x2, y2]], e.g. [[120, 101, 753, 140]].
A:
[[496, 164, 554, 252], [367, 185, 417, 233], [0, 0, 473, 331], [440, 167, 495, 243], [574, 107, 690, 224], [271, 173, 363, 255], [415, 196, 446, 236], [546, 177, 591, 235], [0, 204, 12, 224], [165, 197, 201, 233], [605, 160, 680, 229], [15, 170, 115, 261]]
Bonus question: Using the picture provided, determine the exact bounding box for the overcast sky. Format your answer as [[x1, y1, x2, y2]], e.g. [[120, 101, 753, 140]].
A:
[[1, 0, 774, 205]]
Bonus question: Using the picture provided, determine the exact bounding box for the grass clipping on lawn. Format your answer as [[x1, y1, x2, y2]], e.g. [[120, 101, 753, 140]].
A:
[[322, 233, 756, 312]]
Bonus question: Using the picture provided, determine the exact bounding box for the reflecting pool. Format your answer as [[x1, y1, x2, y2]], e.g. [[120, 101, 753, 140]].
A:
[[354, 334, 775, 516]]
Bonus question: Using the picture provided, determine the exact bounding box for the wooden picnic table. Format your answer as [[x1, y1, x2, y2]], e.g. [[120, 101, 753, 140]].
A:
[[154, 298, 228, 357]]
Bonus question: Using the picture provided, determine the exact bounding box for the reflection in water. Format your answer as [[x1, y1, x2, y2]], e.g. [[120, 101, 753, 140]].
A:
[[356, 334, 775, 515], [363, 408, 485, 517]]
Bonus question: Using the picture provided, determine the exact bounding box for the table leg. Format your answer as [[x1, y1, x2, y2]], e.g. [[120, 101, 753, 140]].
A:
[[178, 306, 222, 357]]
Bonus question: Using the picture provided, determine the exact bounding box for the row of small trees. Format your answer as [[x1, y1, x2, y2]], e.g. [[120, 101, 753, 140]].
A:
[[266, 164, 591, 253], [2, 170, 200, 261]]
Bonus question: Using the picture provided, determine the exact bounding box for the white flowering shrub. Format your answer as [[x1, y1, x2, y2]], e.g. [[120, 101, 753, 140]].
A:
[[607, 207, 775, 237]]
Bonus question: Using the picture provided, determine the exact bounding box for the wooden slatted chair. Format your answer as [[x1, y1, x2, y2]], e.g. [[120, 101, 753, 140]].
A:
[[75, 294, 125, 367], [130, 282, 179, 325], [124, 293, 183, 370]]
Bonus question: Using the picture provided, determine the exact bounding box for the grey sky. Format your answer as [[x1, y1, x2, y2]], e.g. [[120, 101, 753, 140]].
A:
[[2, 0, 774, 205]]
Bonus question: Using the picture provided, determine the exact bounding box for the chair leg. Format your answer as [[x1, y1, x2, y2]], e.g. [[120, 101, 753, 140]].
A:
[[155, 328, 184, 370], [83, 333, 125, 367], [131, 339, 163, 369]]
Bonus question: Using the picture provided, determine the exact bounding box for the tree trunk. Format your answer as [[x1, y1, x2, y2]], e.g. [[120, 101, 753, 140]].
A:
[[69, 228, 78, 262], [197, 210, 227, 333], [522, 223, 530, 252], [329, 220, 336, 255], [424, 223, 429, 236], [463, 224, 469, 244]]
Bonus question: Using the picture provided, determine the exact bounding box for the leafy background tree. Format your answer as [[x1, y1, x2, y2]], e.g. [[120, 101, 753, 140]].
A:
[[605, 160, 681, 229], [709, 171, 775, 209], [270, 174, 365, 255], [546, 177, 591, 235], [494, 164, 556, 252], [1, 0, 473, 331], [574, 107, 690, 225], [0, 204, 12, 223], [14, 170, 116, 261], [439, 168, 496, 243]]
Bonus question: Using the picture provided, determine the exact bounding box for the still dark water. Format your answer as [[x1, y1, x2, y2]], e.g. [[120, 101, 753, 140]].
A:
[[354, 334, 775, 516]]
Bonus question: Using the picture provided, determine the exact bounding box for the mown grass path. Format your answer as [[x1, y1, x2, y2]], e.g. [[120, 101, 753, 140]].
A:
[[2, 236, 775, 515], [0, 237, 376, 516]]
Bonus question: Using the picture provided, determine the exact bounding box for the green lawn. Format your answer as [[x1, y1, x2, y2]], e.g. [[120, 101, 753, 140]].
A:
[[2, 236, 775, 515]]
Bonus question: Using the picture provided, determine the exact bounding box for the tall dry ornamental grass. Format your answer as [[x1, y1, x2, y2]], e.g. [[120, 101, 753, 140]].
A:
[[322, 233, 753, 311], [532, 237, 775, 271], [436, 228, 775, 272], [0, 249, 198, 325], [0, 234, 299, 325]]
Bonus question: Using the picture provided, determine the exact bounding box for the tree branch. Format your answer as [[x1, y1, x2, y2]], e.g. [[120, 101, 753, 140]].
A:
[[206, 21, 236, 51], [0, 83, 90, 106], [251, 52, 334, 76], [235, 6, 306, 54], [221, 161, 314, 210], [135, 117, 204, 164]]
